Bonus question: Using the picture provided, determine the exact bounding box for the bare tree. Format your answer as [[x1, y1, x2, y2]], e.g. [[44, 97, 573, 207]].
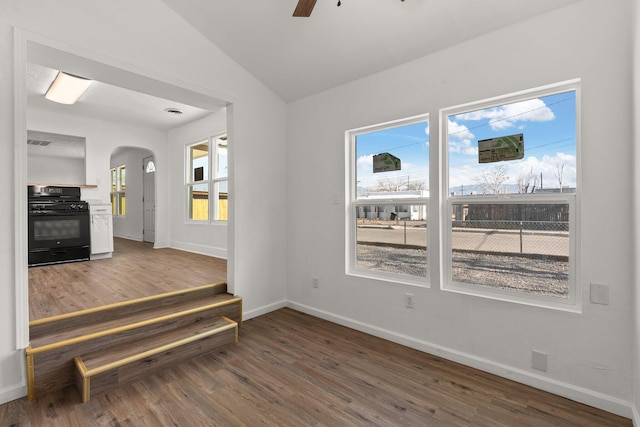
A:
[[376, 177, 404, 192], [474, 164, 509, 195], [376, 176, 425, 192], [406, 180, 425, 191], [554, 159, 566, 193], [517, 167, 538, 194]]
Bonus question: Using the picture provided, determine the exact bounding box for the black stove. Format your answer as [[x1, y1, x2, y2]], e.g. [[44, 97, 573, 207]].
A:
[[28, 185, 91, 267]]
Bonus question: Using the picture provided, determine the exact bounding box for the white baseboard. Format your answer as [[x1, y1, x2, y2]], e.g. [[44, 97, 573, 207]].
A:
[[169, 241, 227, 259], [90, 252, 112, 260], [113, 234, 142, 241], [0, 382, 26, 405], [243, 299, 288, 321], [287, 301, 635, 420], [153, 240, 169, 249]]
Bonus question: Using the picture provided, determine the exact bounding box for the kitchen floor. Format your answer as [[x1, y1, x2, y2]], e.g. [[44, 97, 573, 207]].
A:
[[28, 237, 227, 321]]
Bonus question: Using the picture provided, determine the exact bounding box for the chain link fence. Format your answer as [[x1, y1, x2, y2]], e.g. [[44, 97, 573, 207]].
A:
[[355, 203, 570, 298]]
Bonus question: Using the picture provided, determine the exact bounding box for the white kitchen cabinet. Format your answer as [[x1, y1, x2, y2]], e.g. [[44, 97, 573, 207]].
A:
[[90, 204, 113, 259]]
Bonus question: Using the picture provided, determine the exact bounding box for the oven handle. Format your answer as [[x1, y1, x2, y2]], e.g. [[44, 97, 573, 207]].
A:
[[29, 210, 89, 216]]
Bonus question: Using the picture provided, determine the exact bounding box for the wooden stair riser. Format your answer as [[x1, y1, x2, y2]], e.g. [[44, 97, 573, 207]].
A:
[[76, 323, 237, 402], [33, 299, 242, 355], [27, 297, 241, 399], [30, 282, 229, 339]]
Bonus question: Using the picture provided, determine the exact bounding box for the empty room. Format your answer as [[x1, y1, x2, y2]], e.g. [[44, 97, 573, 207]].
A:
[[1, 0, 640, 425]]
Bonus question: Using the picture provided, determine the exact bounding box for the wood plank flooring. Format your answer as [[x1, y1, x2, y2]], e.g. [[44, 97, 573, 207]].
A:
[[1, 308, 632, 426], [20, 238, 632, 425], [28, 238, 227, 320]]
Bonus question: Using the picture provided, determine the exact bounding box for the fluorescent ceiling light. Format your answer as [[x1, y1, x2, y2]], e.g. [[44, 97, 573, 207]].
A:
[[45, 71, 93, 105]]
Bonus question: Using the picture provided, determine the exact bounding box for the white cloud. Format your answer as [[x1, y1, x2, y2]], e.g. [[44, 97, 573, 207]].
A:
[[357, 154, 373, 170], [456, 98, 555, 131], [447, 119, 477, 155], [511, 153, 576, 189]]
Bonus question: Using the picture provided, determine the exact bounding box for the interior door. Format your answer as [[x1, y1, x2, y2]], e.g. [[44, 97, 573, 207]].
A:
[[143, 156, 156, 243]]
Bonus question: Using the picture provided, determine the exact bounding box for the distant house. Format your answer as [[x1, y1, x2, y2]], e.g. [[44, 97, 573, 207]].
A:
[[356, 190, 428, 221]]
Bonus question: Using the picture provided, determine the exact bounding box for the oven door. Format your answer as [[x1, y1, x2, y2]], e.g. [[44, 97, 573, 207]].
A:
[[28, 211, 91, 266]]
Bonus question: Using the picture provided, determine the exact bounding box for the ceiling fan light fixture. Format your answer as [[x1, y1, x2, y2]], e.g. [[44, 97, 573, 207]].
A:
[[164, 107, 184, 115], [293, 0, 318, 17], [45, 71, 93, 105]]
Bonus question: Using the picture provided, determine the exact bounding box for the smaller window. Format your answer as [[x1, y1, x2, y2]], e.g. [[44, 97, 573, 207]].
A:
[[213, 136, 228, 221], [187, 140, 209, 221], [185, 135, 228, 222], [110, 165, 126, 216], [145, 160, 156, 173], [347, 114, 430, 286]]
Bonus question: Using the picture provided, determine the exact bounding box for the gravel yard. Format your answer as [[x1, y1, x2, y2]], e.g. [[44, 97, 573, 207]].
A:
[[357, 244, 569, 298]]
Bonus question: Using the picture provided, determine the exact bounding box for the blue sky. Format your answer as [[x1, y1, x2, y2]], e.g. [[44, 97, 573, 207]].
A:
[[356, 90, 576, 195]]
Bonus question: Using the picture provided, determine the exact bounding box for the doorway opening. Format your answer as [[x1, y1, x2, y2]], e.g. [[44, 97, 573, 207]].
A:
[[143, 156, 156, 243], [16, 36, 233, 349]]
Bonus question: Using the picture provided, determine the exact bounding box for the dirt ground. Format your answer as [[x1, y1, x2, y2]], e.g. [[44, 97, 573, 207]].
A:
[[356, 244, 569, 298]]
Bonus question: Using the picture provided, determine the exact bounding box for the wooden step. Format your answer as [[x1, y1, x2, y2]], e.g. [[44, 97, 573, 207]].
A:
[[29, 292, 241, 350], [29, 282, 231, 340], [26, 283, 242, 400], [75, 316, 238, 402]]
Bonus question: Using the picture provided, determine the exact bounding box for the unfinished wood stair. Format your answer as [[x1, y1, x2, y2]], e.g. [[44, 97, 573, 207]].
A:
[[26, 282, 241, 402]]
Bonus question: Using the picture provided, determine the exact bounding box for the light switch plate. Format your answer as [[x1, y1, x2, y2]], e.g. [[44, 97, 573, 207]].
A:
[[532, 350, 548, 372], [590, 283, 609, 305]]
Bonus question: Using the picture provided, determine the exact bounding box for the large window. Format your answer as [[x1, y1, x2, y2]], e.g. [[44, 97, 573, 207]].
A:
[[110, 165, 126, 216], [346, 80, 580, 310], [442, 80, 579, 308], [347, 114, 429, 285], [186, 134, 228, 222]]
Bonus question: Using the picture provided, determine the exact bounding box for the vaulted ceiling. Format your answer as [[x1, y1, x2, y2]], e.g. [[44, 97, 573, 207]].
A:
[[26, 0, 580, 129], [160, 0, 580, 102]]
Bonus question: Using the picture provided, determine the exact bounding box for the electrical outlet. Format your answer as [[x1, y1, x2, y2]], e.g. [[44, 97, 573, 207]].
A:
[[312, 277, 319, 289], [405, 293, 414, 309], [532, 350, 548, 372]]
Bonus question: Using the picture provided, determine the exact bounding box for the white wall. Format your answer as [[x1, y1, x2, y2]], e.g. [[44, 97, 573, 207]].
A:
[[28, 156, 85, 185], [167, 111, 228, 258], [633, 0, 640, 422], [110, 147, 154, 242], [0, 0, 288, 404], [287, 0, 635, 417]]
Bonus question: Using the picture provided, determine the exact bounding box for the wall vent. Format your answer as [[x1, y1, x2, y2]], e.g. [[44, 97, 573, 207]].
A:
[[27, 139, 52, 146]]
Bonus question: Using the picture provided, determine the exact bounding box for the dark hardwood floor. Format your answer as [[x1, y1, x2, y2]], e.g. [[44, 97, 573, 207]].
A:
[[28, 237, 228, 320], [13, 238, 631, 426], [1, 308, 632, 426]]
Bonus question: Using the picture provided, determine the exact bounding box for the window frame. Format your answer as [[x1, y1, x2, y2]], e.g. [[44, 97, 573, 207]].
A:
[[185, 133, 228, 224], [440, 79, 581, 311], [346, 113, 430, 287], [110, 164, 126, 216]]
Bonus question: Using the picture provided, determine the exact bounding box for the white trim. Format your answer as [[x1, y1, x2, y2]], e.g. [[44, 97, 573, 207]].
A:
[[631, 404, 640, 427], [169, 240, 228, 260], [14, 28, 29, 351], [243, 299, 288, 321], [0, 383, 27, 406], [441, 78, 581, 118], [287, 301, 634, 419]]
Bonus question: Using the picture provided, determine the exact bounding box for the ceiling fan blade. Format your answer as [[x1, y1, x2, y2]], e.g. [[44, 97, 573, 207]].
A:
[[293, 0, 317, 17]]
